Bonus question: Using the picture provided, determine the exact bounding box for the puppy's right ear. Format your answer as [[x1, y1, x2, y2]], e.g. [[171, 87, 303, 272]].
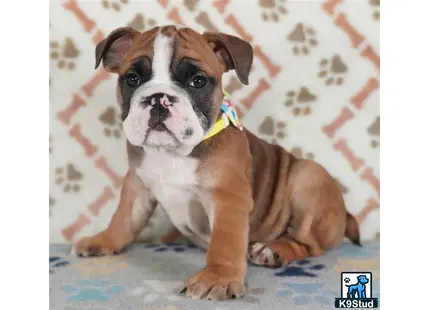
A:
[[95, 27, 138, 73]]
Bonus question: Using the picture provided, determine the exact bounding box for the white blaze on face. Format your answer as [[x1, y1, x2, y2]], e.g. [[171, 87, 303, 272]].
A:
[[122, 32, 206, 154], [152, 34, 173, 84]]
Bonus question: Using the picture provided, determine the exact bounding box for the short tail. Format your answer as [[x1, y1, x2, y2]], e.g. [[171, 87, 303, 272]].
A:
[[345, 212, 361, 246]]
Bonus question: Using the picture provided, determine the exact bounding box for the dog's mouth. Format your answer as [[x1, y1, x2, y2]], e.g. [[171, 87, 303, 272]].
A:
[[144, 123, 180, 145], [150, 123, 168, 132]]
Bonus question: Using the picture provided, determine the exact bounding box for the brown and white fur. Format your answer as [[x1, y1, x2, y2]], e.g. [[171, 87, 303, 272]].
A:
[[72, 25, 361, 301]]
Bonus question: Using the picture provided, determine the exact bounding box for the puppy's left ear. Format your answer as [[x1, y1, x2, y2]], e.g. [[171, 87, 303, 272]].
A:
[[203, 32, 253, 85]]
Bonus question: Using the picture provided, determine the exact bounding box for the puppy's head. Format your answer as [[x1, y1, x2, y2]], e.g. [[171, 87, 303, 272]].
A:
[[358, 275, 369, 284], [95, 25, 253, 154]]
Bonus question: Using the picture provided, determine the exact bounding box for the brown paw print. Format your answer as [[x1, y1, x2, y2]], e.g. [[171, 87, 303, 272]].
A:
[[259, 0, 287, 22], [55, 164, 83, 193], [100, 107, 122, 139], [49, 196, 55, 217], [258, 116, 287, 144], [101, 0, 128, 11], [318, 55, 348, 86], [369, 0, 380, 21], [184, 0, 199, 11], [287, 23, 318, 55], [224, 76, 243, 95], [50, 38, 80, 70], [284, 87, 317, 116], [127, 13, 156, 32], [367, 116, 380, 148], [290, 147, 315, 160]]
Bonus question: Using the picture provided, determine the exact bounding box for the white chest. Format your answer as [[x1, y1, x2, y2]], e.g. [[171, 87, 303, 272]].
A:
[[135, 148, 212, 247], [137, 148, 198, 191]]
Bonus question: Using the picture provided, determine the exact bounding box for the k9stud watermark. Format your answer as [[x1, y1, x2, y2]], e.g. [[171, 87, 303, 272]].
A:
[[334, 272, 379, 308]]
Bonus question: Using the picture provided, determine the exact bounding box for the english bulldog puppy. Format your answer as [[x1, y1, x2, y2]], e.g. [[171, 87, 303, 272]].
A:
[[72, 25, 360, 301]]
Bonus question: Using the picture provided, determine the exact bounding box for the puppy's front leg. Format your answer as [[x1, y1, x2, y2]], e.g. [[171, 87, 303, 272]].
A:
[[72, 169, 157, 256], [184, 188, 251, 300]]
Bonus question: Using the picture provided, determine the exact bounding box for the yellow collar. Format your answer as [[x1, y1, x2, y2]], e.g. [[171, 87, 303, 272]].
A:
[[202, 92, 243, 141]]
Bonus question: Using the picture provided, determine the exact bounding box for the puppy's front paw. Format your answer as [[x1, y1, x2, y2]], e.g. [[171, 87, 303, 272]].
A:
[[181, 267, 245, 300], [71, 234, 120, 257]]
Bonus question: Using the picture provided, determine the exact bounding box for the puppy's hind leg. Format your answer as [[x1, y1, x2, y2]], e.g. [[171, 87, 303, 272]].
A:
[[247, 235, 312, 268], [247, 242, 283, 268], [248, 160, 354, 268]]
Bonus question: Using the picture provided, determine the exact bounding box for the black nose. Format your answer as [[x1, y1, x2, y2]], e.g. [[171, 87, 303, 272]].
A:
[[142, 93, 178, 107], [144, 93, 177, 131]]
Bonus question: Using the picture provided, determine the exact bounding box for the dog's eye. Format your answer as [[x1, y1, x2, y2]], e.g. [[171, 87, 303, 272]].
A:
[[189, 75, 207, 88], [125, 73, 141, 88]]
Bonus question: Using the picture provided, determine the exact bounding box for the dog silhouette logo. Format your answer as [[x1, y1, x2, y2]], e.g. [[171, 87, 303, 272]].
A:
[[335, 272, 378, 308], [346, 275, 369, 299]]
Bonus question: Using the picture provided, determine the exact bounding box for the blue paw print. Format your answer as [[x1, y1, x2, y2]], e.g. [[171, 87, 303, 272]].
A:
[[49, 256, 70, 273], [277, 282, 337, 306], [275, 259, 325, 277], [62, 279, 124, 302], [144, 242, 197, 252]]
